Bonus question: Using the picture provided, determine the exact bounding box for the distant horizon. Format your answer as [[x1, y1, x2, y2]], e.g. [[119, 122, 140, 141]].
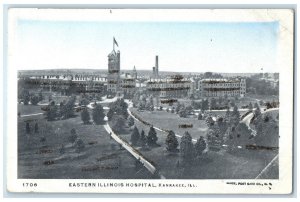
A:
[[18, 68, 278, 74]]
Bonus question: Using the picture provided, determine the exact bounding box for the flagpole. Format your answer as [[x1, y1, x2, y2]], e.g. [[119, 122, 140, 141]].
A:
[[113, 37, 115, 51]]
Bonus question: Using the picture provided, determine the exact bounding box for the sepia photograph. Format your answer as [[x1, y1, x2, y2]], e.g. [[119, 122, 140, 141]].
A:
[[5, 8, 294, 194]]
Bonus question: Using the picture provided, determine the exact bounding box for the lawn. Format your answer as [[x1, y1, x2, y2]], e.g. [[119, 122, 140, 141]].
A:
[[116, 107, 279, 179], [130, 108, 208, 140], [18, 104, 43, 115], [18, 110, 152, 179]]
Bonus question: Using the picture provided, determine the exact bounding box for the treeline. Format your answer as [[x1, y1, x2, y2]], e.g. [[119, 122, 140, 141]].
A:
[[246, 77, 279, 95]]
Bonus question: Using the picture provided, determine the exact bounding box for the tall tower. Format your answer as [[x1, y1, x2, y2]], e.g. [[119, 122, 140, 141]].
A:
[[155, 55, 159, 77], [152, 55, 159, 78], [132, 66, 137, 80], [107, 42, 120, 94]]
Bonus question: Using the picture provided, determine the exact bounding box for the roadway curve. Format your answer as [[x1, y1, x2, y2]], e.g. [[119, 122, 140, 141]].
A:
[[240, 108, 279, 127], [103, 123, 166, 179], [126, 101, 197, 143]]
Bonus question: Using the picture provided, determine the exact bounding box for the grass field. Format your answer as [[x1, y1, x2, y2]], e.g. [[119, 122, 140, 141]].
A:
[[121, 108, 279, 179], [131, 108, 208, 140], [18, 108, 152, 179], [18, 104, 43, 115], [17, 103, 279, 179]]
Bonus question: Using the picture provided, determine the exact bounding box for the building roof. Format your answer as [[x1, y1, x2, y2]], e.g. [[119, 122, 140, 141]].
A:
[[120, 73, 134, 79], [200, 78, 242, 82], [145, 77, 193, 84], [108, 49, 118, 57]]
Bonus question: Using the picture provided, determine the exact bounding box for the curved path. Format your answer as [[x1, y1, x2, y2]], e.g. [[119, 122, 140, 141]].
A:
[[103, 123, 166, 179], [126, 100, 279, 179], [126, 101, 197, 143], [241, 108, 279, 126]]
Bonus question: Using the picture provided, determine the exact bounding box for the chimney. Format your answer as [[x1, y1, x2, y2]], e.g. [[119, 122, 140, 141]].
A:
[[155, 55, 159, 77]]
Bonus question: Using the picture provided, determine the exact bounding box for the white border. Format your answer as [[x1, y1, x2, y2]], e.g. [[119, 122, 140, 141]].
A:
[[5, 8, 294, 194]]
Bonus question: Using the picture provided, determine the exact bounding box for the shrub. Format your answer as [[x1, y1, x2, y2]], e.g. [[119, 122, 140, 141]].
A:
[[111, 115, 126, 133], [130, 126, 140, 146], [147, 126, 158, 146], [195, 136, 206, 156], [128, 116, 135, 127], [30, 95, 39, 105], [81, 108, 90, 124], [92, 104, 105, 124], [165, 130, 179, 152], [75, 139, 85, 153], [140, 130, 147, 148], [180, 132, 195, 164]]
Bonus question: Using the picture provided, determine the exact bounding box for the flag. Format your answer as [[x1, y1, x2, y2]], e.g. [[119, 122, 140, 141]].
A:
[[113, 37, 119, 47]]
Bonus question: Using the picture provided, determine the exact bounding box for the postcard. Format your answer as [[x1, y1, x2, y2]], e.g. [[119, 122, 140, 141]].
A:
[[5, 8, 294, 194]]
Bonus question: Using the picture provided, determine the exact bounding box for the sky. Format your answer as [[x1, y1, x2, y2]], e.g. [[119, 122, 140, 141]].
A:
[[13, 19, 279, 73]]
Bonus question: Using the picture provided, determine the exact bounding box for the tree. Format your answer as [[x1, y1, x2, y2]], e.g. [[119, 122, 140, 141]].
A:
[[175, 103, 182, 114], [149, 96, 154, 106], [107, 109, 114, 121], [128, 116, 135, 127], [111, 115, 126, 133], [205, 116, 214, 128], [34, 122, 39, 133], [75, 138, 85, 153], [26, 122, 30, 134], [195, 136, 206, 156], [81, 108, 90, 124], [92, 104, 105, 124], [130, 126, 140, 146], [248, 102, 253, 111], [225, 108, 231, 123], [79, 98, 90, 106], [149, 104, 154, 111], [206, 126, 222, 151], [108, 98, 129, 118], [48, 94, 53, 102], [179, 108, 187, 118], [210, 98, 217, 110], [145, 102, 152, 111], [230, 105, 240, 126], [61, 96, 76, 119], [38, 91, 44, 101], [165, 130, 179, 152], [140, 130, 147, 148], [147, 126, 158, 146], [68, 128, 78, 144], [180, 131, 195, 164], [21, 89, 30, 105], [30, 95, 39, 105], [216, 116, 228, 132], [254, 115, 278, 148], [254, 103, 261, 117], [224, 123, 254, 151], [45, 101, 58, 121], [197, 113, 203, 120], [204, 72, 213, 78], [138, 100, 146, 111]]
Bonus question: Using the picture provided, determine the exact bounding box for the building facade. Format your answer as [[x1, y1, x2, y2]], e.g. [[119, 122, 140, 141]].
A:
[[198, 78, 246, 97], [120, 73, 136, 97], [146, 76, 195, 98], [107, 49, 121, 94], [18, 73, 107, 96]]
